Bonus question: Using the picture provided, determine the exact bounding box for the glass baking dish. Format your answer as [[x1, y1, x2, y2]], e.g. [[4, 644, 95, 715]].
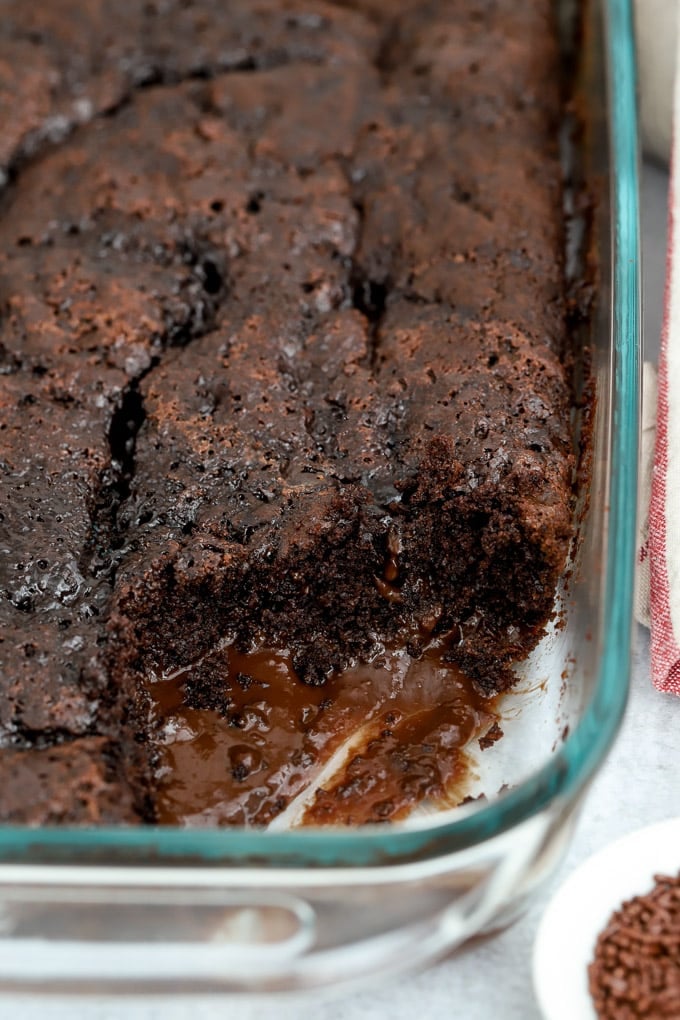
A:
[[0, 0, 640, 997]]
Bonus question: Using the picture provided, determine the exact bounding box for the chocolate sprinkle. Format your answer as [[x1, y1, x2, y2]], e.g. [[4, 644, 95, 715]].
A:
[[589, 872, 680, 1018]]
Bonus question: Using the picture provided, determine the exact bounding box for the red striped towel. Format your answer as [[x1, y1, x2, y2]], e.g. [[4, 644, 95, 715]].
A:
[[649, 31, 680, 694]]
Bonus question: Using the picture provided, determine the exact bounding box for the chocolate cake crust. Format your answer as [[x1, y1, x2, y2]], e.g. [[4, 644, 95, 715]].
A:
[[0, 0, 573, 825]]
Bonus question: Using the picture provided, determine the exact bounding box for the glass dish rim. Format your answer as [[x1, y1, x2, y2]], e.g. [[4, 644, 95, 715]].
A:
[[0, 0, 640, 867]]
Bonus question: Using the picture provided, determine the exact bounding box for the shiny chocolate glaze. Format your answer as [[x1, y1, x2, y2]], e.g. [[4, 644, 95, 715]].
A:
[[150, 639, 495, 827]]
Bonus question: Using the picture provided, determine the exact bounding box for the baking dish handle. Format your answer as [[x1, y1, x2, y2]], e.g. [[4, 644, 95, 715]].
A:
[[0, 812, 559, 995]]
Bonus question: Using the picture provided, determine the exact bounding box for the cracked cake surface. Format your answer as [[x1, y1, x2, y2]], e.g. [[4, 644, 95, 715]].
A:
[[0, 0, 574, 825]]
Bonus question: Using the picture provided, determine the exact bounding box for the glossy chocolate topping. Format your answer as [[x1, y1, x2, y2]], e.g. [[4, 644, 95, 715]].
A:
[[150, 638, 495, 827]]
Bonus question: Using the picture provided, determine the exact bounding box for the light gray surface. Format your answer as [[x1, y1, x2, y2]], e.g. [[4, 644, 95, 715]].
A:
[[1, 165, 671, 1020], [641, 160, 670, 357]]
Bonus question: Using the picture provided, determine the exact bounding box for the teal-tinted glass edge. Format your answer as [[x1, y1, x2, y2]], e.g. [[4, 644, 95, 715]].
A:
[[0, 0, 640, 868]]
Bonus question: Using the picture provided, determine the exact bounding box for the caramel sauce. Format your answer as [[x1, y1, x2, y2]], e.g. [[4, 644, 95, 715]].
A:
[[148, 639, 496, 827]]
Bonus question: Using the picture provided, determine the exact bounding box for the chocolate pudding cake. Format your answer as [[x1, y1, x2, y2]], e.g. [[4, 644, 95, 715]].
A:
[[0, 0, 575, 826]]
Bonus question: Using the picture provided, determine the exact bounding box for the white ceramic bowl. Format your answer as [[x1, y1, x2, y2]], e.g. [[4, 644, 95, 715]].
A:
[[533, 817, 680, 1020]]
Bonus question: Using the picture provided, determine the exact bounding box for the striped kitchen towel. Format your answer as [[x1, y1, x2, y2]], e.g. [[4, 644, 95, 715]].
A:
[[648, 15, 680, 694]]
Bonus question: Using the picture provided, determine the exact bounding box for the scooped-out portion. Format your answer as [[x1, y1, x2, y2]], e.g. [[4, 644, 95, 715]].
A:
[[149, 638, 497, 828]]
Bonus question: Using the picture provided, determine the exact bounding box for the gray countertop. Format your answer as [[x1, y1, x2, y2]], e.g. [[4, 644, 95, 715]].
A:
[[2, 162, 672, 1020]]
